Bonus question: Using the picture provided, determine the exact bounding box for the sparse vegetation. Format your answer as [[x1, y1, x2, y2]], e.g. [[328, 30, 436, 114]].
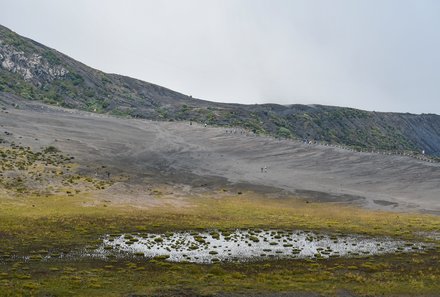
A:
[[0, 143, 112, 196]]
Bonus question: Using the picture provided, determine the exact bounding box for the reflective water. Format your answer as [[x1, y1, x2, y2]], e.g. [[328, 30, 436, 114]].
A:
[[95, 229, 424, 263]]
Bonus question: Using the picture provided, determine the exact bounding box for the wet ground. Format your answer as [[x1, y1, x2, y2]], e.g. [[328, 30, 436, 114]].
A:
[[94, 229, 427, 264]]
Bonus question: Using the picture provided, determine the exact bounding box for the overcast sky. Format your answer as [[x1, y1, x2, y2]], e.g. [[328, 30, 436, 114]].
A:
[[1, 0, 439, 114]]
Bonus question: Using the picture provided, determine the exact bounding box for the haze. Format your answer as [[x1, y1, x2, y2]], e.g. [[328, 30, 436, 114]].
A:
[[1, 0, 439, 114]]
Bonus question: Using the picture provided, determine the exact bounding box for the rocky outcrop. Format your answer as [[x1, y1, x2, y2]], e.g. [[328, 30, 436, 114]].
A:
[[0, 41, 68, 86]]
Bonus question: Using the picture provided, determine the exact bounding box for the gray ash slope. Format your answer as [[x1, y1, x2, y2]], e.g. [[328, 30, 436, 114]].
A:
[[1, 24, 440, 156], [1, 97, 439, 213]]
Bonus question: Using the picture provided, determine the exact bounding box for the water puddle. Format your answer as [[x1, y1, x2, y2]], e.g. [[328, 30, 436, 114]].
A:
[[94, 229, 426, 263]]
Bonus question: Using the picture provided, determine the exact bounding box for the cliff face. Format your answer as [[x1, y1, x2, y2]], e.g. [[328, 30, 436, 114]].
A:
[[1, 24, 439, 156]]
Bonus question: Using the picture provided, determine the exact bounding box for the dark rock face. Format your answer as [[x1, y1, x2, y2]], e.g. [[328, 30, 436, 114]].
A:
[[0, 24, 439, 156]]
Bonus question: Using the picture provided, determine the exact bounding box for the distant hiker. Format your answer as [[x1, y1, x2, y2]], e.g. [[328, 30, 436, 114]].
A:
[[190, 121, 192, 126], [264, 166, 267, 173], [261, 167, 264, 173], [204, 123, 207, 128], [422, 150, 425, 155]]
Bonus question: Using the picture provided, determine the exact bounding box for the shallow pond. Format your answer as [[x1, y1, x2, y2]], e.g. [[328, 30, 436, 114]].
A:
[[94, 229, 425, 264]]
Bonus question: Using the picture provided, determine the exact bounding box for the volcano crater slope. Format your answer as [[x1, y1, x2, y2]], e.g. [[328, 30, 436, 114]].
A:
[[1, 100, 439, 213]]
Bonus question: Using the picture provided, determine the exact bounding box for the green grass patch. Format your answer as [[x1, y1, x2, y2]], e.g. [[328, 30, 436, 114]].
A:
[[0, 169, 439, 295]]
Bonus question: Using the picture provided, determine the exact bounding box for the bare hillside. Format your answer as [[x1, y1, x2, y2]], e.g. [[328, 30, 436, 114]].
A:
[[1, 98, 439, 213], [1, 24, 440, 156]]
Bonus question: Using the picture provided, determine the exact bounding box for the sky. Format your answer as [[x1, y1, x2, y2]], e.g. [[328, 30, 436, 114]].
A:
[[1, 0, 439, 114]]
